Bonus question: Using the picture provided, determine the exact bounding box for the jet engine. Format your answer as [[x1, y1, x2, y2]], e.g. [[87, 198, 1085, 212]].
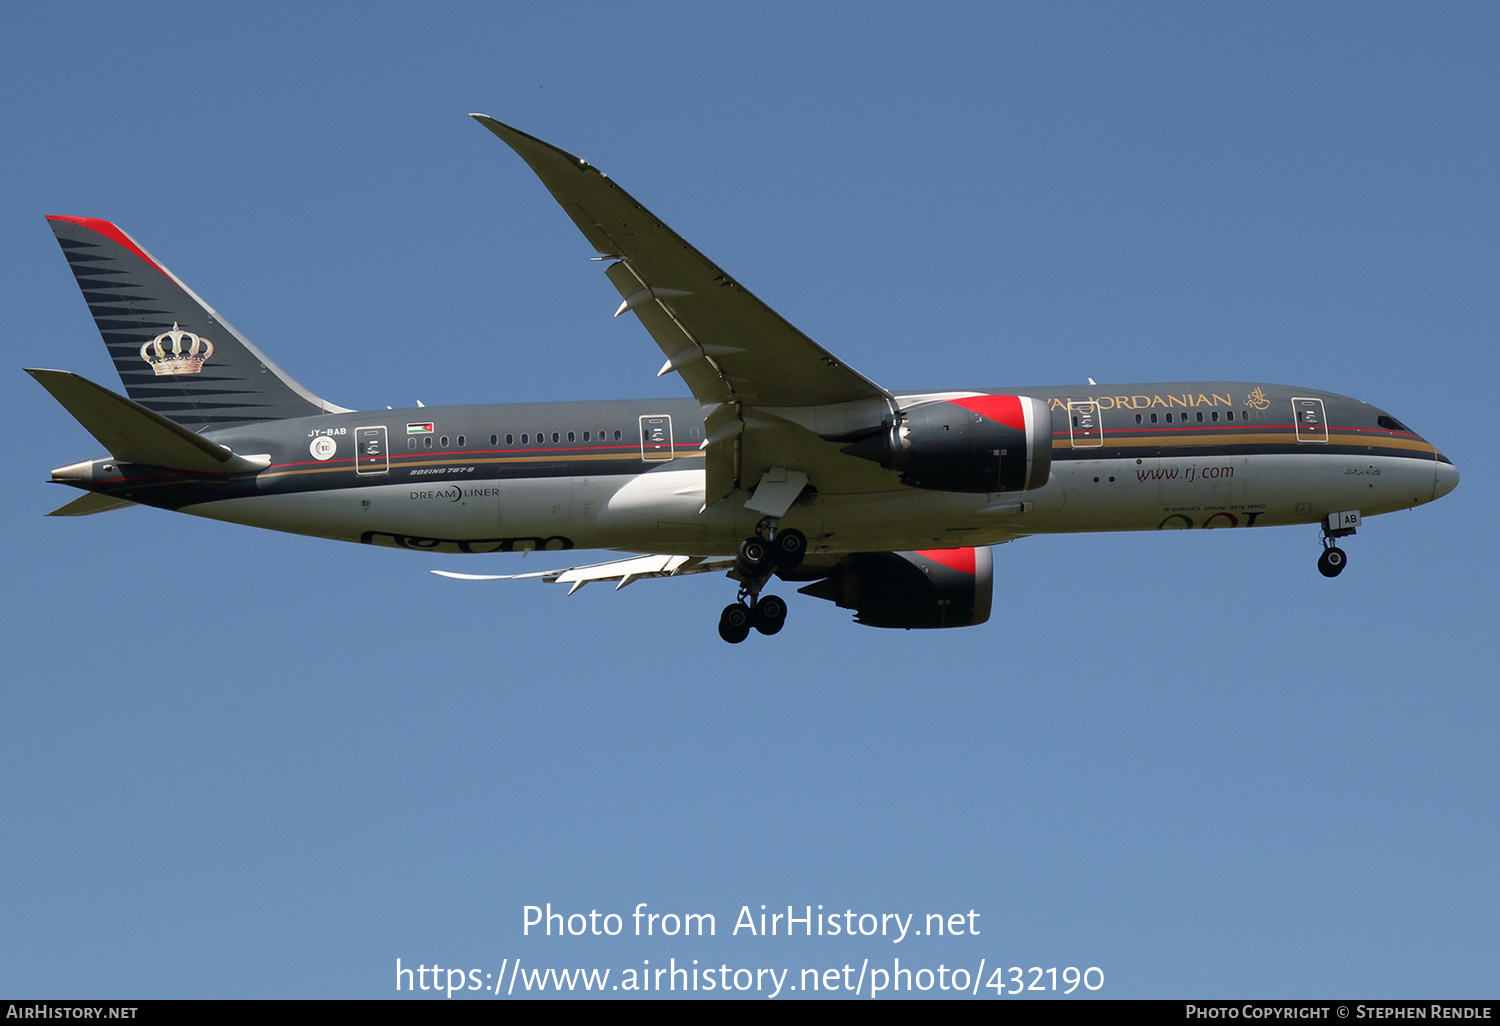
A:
[[796, 548, 993, 629], [842, 395, 1053, 493]]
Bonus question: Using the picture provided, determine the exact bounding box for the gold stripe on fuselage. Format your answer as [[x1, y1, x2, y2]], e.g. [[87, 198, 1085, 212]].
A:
[[1059, 430, 1436, 456]]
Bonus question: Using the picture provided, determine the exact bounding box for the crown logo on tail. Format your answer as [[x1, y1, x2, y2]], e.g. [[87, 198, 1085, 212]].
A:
[[140, 322, 214, 376]]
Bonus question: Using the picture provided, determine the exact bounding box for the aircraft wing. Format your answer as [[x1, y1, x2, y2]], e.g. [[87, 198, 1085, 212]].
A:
[[432, 553, 735, 594], [473, 116, 899, 507]]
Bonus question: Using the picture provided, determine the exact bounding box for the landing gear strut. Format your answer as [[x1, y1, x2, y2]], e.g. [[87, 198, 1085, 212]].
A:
[[719, 522, 805, 643]]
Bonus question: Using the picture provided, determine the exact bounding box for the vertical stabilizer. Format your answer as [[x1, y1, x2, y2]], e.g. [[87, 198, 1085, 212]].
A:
[[47, 216, 349, 429]]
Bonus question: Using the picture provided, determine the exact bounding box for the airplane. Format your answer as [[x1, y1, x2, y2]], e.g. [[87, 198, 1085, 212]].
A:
[[29, 115, 1459, 643]]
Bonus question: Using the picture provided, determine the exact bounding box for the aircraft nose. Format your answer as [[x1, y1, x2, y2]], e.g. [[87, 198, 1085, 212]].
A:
[[1434, 459, 1459, 500]]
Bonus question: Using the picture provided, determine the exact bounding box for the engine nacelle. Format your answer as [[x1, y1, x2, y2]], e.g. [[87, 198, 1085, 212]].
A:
[[797, 547, 993, 629], [841, 395, 1053, 493]]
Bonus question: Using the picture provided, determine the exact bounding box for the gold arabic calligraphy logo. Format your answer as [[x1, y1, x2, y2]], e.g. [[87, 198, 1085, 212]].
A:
[[1246, 387, 1270, 410]]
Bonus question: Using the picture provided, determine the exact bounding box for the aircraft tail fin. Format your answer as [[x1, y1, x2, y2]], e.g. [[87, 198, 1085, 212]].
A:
[[46, 216, 349, 430], [27, 368, 270, 475]]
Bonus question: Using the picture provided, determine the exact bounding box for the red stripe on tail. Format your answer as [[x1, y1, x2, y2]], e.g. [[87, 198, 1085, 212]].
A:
[[46, 216, 172, 280]]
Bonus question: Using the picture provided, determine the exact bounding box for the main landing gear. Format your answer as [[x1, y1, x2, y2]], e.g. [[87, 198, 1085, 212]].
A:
[[717, 593, 787, 643], [718, 523, 806, 644]]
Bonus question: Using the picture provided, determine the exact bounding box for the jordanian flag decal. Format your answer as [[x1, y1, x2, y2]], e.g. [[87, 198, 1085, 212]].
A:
[[406, 422, 434, 434]]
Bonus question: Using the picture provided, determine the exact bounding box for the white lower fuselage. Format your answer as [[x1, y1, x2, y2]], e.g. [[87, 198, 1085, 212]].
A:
[[180, 449, 1450, 557]]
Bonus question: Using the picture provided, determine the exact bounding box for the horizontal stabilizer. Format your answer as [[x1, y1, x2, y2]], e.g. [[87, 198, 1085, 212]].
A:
[[26, 369, 269, 474], [47, 492, 139, 517]]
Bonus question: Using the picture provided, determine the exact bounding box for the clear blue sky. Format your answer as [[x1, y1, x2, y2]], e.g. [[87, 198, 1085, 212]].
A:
[[2, 2, 1494, 999]]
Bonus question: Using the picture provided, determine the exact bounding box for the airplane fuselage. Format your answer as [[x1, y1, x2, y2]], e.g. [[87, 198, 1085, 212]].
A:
[[32, 121, 1463, 638], [54, 380, 1456, 558]]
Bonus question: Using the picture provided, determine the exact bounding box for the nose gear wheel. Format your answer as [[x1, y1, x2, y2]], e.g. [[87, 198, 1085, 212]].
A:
[[1317, 546, 1346, 578]]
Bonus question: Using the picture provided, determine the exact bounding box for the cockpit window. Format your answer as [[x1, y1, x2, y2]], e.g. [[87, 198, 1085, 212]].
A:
[[1377, 415, 1410, 433]]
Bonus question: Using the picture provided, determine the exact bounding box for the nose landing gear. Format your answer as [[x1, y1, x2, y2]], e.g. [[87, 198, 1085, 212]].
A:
[[1317, 511, 1359, 578], [719, 524, 806, 643]]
